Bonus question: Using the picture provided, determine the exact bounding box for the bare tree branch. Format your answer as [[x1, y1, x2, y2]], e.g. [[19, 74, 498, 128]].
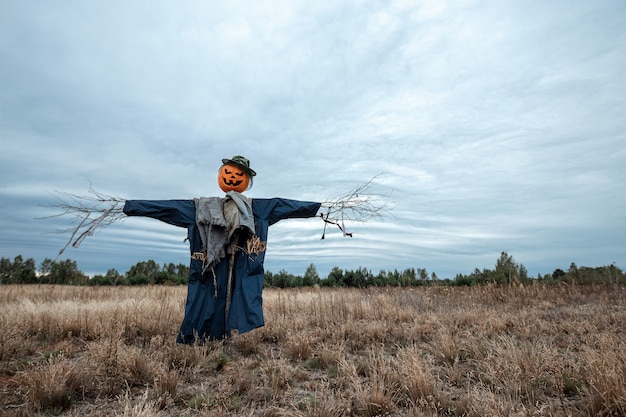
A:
[[40, 184, 126, 257], [319, 174, 393, 238]]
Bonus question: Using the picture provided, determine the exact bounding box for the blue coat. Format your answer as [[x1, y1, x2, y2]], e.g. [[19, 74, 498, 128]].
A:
[[123, 197, 321, 343]]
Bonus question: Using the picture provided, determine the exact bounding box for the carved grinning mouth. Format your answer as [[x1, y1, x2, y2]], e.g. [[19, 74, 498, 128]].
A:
[[223, 178, 243, 187]]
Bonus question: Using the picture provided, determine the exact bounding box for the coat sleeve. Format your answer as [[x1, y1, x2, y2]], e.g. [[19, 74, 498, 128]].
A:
[[123, 199, 195, 228], [254, 198, 321, 226]]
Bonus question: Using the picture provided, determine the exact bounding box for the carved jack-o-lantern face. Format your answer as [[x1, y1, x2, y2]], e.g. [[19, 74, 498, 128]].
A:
[[217, 164, 250, 193]]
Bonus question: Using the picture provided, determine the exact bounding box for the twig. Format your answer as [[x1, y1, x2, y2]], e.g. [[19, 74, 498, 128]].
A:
[[320, 174, 392, 238], [40, 184, 126, 257]]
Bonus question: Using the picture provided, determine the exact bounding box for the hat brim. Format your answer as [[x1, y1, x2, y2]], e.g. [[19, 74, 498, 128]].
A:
[[221, 159, 256, 177]]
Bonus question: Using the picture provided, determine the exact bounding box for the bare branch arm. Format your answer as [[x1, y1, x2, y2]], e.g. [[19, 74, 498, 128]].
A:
[[319, 174, 393, 237], [40, 185, 126, 257]]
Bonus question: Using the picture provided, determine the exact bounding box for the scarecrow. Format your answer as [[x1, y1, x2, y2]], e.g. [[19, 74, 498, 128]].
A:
[[49, 156, 389, 343]]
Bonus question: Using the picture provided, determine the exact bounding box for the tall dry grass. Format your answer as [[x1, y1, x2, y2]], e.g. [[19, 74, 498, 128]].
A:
[[0, 284, 624, 416]]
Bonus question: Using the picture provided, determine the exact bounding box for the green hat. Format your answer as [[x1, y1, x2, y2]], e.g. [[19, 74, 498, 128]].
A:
[[221, 155, 256, 177]]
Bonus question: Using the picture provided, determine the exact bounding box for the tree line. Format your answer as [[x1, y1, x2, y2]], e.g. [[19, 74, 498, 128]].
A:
[[0, 256, 189, 286], [1, 252, 623, 287]]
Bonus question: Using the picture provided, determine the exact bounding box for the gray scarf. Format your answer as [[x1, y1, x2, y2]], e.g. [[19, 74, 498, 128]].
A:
[[193, 192, 254, 273]]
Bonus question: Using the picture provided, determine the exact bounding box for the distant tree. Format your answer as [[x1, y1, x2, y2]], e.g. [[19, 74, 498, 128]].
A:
[[568, 262, 580, 284], [105, 268, 122, 285], [494, 252, 526, 285], [127, 273, 151, 286], [89, 274, 112, 286], [609, 262, 619, 284], [273, 269, 294, 288], [339, 268, 369, 288], [387, 269, 401, 286], [302, 263, 320, 286], [17, 256, 38, 284], [39, 258, 87, 285], [464, 268, 482, 285], [126, 260, 160, 284], [322, 267, 344, 287], [453, 273, 474, 286], [373, 270, 387, 287], [176, 263, 189, 279], [0, 255, 37, 284], [39, 258, 53, 281], [355, 267, 372, 287], [154, 270, 175, 285], [418, 268, 429, 282], [23, 257, 38, 284], [292, 274, 303, 287], [518, 264, 529, 284], [163, 262, 177, 275], [156, 262, 187, 285], [494, 252, 514, 284], [0, 257, 10, 284], [400, 268, 416, 287], [343, 270, 356, 287]]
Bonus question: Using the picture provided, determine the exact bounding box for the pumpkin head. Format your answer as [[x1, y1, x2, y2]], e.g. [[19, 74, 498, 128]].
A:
[[217, 163, 251, 193]]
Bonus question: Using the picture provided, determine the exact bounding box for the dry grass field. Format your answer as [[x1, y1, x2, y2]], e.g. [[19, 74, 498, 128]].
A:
[[0, 283, 624, 416]]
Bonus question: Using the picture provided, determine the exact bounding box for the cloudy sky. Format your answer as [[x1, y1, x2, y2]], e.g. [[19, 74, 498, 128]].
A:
[[1, 0, 624, 279]]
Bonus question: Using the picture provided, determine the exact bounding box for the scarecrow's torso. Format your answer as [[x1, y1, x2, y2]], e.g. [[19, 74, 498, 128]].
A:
[[123, 197, 320, 343]]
